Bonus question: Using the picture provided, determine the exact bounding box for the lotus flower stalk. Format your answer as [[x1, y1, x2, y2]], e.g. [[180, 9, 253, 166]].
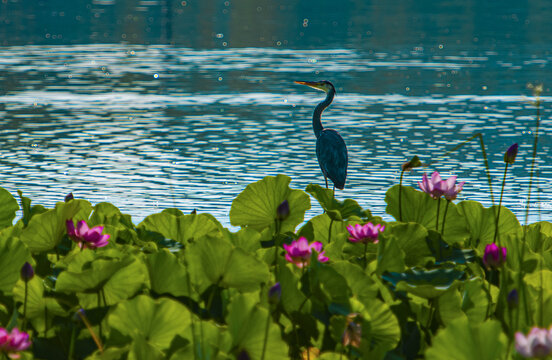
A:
[[19, 262, 34, 332], [494, 143, 518, 245]]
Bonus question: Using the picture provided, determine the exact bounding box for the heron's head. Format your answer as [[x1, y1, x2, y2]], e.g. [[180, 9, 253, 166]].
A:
[[294, 80, 335, 94]]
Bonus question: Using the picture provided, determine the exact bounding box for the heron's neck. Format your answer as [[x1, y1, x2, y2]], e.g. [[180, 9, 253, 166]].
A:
[[312, 88, 335, 138]]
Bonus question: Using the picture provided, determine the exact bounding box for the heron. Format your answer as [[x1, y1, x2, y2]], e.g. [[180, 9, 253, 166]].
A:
[[295, 80, 348, 193]]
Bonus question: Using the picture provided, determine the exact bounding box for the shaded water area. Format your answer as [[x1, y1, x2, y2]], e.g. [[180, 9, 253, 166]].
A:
[[0, 0, 551, 225]]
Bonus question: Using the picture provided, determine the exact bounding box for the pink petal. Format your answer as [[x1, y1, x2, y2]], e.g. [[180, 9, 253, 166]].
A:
[[317, 251, 329, 263], [66, 220, 76, 237], [310, 241, 323, 253], [430, 171, 442, 184], [76, 220, 90, 237]]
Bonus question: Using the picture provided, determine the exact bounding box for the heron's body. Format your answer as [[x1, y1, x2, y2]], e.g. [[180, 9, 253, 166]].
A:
[[295, 80, 348, 190]]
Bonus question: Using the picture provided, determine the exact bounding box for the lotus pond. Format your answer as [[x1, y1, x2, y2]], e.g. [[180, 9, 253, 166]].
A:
[[1, 145, 551, 360]]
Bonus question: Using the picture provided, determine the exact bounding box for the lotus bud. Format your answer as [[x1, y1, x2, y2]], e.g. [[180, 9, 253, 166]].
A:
[[507, 289, 519, 309], [268, 283, 281, 305], [276, 199, 290, 221], [482, 243, 507, 269], [504, 143, 518, 164], [65, 192, 74, 202], [20, 262, 34, 282], [402, 155, 422, 172]]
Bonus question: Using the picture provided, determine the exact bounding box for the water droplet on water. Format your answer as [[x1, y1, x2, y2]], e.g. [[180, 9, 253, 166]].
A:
[[154, 73, 159, 78]]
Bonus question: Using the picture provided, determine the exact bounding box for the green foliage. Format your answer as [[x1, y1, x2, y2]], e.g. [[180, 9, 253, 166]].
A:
[[425, 318, 507, 360], [229, 174, 310, 232], [305, 184, 371, 221], [20, 199, 92, 252], [0, 176, 550, 359], [385, 185, 469, 244], [0, 236, 31, 295]]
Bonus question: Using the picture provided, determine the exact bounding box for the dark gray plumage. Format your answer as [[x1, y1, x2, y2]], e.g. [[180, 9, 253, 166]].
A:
[[295, 80, 348, 191]]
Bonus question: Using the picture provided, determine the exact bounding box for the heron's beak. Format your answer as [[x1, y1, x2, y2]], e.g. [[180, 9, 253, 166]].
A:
[[294, 81, 327, 92]]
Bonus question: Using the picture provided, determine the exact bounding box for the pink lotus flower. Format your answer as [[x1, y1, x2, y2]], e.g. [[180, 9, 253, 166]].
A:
[[418, 172, 464, 200], [66, 219, 110, 250], [515, 327, 552, 358], [347, 223, 385, 244], [283, 237, 328, 268], [0, 327, 31, 359], [482, 243, 507, 269]]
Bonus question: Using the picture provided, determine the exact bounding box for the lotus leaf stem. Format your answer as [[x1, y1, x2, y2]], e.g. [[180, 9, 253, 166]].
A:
[[327, 218, 334, 244], [440, 200, 450, 236], [22, 281, 28, 332], [493, 163, 509, 245]]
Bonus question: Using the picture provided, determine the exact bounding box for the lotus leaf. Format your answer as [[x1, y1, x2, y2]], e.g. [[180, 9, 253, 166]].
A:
[[56, 254, 148, 308], [107, 295, 191, 351], [229, 174, 310, 232], [305, 184, 370, 221], [185, 236, 269, 293], [425, 318, 507, 360], [0, 236, 31, 295], [20, 199, 93, 253], [139, 211, 221, 245], [382, 268, 465, 299], [146, 249, 190, 297], [385, 185, 469, 244], [13, 277, 66, 334], [226, 293, 288, 359]]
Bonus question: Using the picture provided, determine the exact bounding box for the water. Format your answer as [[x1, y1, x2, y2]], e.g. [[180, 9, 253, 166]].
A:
[[0, 1, 551, 226]]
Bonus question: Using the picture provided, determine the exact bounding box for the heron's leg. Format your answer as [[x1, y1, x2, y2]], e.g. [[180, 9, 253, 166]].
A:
[[324, 176, 328, 189]]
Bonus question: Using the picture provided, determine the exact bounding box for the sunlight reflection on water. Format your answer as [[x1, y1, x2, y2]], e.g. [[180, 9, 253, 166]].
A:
[[0, 45, 550, 226]]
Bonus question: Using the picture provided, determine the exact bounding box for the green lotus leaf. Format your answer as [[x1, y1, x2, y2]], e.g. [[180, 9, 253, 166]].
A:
[[128, 335, 165, 360], [425, 230, 476, 265], [455, 201, 521, 251], [309, 262, 351, 315], [222, 228, 261, 253], [306, 214, 349, 245], [186, 236, 269, 293], [229, 174, 310, 232], [524, 222, 552, 254], [386, 222, 432, 267], [0, 236, 31, 295], [438, 278, 490, 326], [139, 212, 221, 245], [13, 277, 66, 334], [89, 202, 134, 229], [146, 249, 190, 297], [382, 267, 465, 299], [524, 270, 552, 326], [0, 187, 18, 230], [17, 190, 47, 227], [346, 297, 400, 358], [278, 263, 308, 314], [305, 184, 370, 221], [107, 295, 191, 351], [170, 319, 231, 360], [226, 293, 288, 359], [385, 185, 469, 244], [330, 261, 378, 303], [425, 318, 507, 360], [20, 199, 93, 253], [376, 237, 406, 275], [56, 253, 148, 308]]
